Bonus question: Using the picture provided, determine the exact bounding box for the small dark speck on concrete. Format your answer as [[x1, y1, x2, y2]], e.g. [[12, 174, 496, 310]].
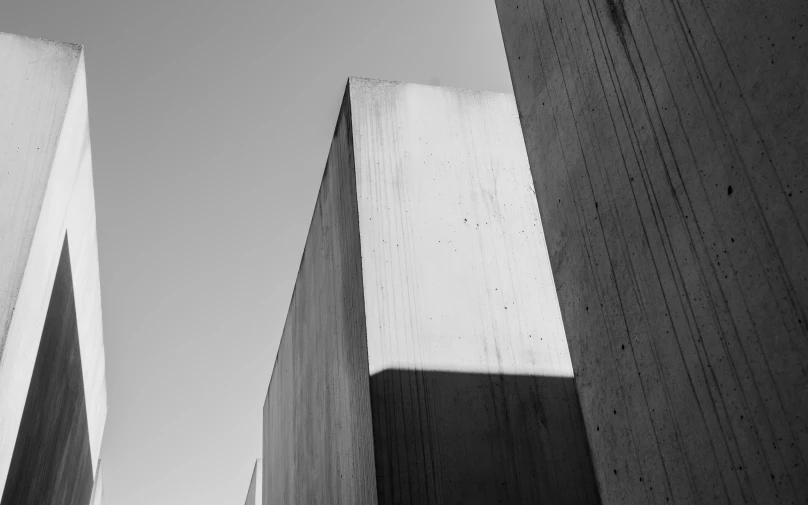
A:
[[727, 185, 733, 195]]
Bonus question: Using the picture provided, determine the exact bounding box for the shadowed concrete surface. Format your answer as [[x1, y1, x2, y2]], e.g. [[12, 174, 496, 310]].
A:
[[263, 86, 378, 505], [370, 370, 599, 504], [495, 1, 808, 503], [0, 238, 94, 505], [263, 77, 599, 504], [0, 32, 107, 501]]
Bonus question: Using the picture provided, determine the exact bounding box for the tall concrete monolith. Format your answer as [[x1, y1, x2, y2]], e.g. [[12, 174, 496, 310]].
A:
[[0, 32, 107, 504], [262, 77, 601, 504], [495, 1, 808, 503]]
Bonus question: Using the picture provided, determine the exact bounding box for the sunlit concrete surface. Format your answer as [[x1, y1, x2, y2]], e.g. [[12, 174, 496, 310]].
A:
[[0, 32, 107, 503], [243, 459, 261, 505], [90, 462, 105, 505], [263, 77, 599, 504], [352, 78, 573, 379], [495, 1, 808, 503]]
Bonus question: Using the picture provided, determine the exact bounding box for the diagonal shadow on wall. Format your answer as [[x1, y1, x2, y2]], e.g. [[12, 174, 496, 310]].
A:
[[370, 369, 601, 505], [1, 236, 94, 505]]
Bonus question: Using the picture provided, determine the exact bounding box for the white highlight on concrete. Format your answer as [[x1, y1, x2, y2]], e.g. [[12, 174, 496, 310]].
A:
[[0, 33, 106, 492], [90, 461, 105, 505], [350, 78, 574, 378]]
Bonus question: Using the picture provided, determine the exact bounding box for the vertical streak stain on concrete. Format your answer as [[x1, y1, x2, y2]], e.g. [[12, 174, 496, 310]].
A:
[[495, 0, 808, 503], [263, 84, 378, 505]]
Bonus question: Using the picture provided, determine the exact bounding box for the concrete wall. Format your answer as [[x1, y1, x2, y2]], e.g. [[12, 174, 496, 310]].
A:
[[244, 459, 261, 505], [0, 32, 107, 501], [263, 77, 599, 503], [495, 1, 808, 503], [0, 239, 94, 505], [263, 87, 378, 504]]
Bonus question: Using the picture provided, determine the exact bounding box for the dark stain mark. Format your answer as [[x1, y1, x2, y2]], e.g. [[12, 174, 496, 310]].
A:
[[605, 0, 629, 53], [727, 185, 734, 196]]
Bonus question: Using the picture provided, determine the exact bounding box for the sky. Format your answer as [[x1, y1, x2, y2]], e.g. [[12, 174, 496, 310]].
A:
[[2, 1, 513, 503]]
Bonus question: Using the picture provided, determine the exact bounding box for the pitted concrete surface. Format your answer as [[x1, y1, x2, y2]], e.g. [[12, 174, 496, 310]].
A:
[[495, 1, 808, 503]]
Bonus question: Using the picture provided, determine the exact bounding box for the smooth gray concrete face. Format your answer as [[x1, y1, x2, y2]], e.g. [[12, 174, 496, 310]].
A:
[[495, 1, 808, 504], [0, 32, 107, 500], [243, 459, 261, 505], [263, 77, 599, 504]]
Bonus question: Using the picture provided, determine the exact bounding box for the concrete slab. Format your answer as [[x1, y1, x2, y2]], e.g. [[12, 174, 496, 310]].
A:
[[0, 32, 106, 501], [494, 1, 808, 503], [263, 77, 599, 504], [243, 459, 261, 505]]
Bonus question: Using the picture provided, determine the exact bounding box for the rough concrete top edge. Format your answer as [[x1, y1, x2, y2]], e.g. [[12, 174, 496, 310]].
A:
[[0, 31, 83, 55], [347, 75, 513, 98]]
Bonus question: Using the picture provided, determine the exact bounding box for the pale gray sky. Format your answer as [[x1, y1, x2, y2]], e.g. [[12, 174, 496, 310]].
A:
[[2, 1, 512, 503]]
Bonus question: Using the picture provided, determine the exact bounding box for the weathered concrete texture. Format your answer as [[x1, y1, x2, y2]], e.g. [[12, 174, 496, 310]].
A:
[[264, 86, 378, 505], [0, 32, 107, 500], [495, 1, 808, 503], [264, 77, 599, 504], [244, 459, 261, 505]]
